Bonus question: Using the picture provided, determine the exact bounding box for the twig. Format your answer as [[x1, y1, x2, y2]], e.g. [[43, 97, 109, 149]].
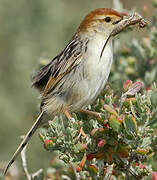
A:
[[20, 136, 44, 180], [32, 169, 43, 178], [20, 136, 31, 180]]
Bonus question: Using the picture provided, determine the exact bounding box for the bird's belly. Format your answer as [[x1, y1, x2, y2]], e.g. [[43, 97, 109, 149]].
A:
[[67, 54, 113, 111], [84, 56, 113, 104]]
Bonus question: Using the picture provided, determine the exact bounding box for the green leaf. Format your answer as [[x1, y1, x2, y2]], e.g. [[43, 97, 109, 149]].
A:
[[104, 104, 118, 117], [109, 115, 121, 132], [151, 90, 157, 107], [141, 137, 151, 148], [123, 115, 137, 135]]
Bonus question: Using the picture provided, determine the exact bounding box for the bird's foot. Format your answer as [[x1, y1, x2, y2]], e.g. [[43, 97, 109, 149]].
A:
[[63, 109, 72, 120], [75, 127, 87, 140], [80, 109, 102, 119]]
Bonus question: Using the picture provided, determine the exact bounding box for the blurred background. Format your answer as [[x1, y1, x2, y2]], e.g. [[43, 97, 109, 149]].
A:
[[0, 0, 153, 179]]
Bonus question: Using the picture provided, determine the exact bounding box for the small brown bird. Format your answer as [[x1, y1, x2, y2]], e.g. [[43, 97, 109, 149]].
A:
[[4, 8, 147, 175]]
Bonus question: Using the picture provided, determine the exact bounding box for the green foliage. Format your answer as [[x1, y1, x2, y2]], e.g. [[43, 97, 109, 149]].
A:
[[35, 1, 157, 179], [40, 81, 157, 180]]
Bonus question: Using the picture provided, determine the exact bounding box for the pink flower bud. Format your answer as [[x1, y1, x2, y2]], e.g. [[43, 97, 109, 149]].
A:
[[76, 166, 82, 172], [152, 172, 157, 180], [44, 139, 53, 145], [123, 80, 133, 91], [112, 104, 116, 108], [104, 123, 109, 128], [139, 164, 146, 169], [44, 139, 54, 149], [91, 128, 97, 136], [82, 144, 87, 150], [98, 139, 106, 148]]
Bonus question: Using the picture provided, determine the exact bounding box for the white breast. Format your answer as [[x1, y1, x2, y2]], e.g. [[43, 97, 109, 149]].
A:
[[84, 34, 113, 103], [62, 34, 113, 112]]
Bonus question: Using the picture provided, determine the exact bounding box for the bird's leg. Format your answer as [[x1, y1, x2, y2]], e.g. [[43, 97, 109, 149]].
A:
[[63, 109, 86, 139], [75, 127, 87, 140], [75, 109, 102, 140], [63, 109, 72, 120], [80, 109, 102, 119]]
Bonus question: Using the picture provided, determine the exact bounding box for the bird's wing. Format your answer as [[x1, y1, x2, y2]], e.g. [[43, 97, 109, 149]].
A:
[[42, 53, 82, 96], [32, 35, 87, 94]]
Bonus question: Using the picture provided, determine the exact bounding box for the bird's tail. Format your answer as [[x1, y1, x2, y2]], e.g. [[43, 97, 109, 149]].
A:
[[3, 111, 45, 176]]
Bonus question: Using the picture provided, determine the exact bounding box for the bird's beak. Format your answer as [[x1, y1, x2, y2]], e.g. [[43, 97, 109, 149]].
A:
[[112, 11, 128, 25], [112, 19, 122, 25]]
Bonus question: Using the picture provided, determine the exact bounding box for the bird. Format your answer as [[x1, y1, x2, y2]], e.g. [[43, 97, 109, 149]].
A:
[[4, 8, 144, 175]]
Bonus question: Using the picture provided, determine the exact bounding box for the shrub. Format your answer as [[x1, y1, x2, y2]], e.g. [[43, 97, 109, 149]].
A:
[[36, 1, 157, 179]]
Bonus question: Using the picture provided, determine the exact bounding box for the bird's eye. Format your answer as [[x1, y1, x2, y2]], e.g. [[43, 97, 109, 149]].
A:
[[104, 17, 111, 23]]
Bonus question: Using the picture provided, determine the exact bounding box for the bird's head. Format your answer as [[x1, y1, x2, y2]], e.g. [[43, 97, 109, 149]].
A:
[[78, 8, 125, 38]]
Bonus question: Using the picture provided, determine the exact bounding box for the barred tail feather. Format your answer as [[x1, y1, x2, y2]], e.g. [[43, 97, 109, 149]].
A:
[[4, 111, 44, 176]]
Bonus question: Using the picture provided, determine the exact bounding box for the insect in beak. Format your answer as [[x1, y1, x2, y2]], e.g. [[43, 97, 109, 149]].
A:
[[111, 13, 148, 37]]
